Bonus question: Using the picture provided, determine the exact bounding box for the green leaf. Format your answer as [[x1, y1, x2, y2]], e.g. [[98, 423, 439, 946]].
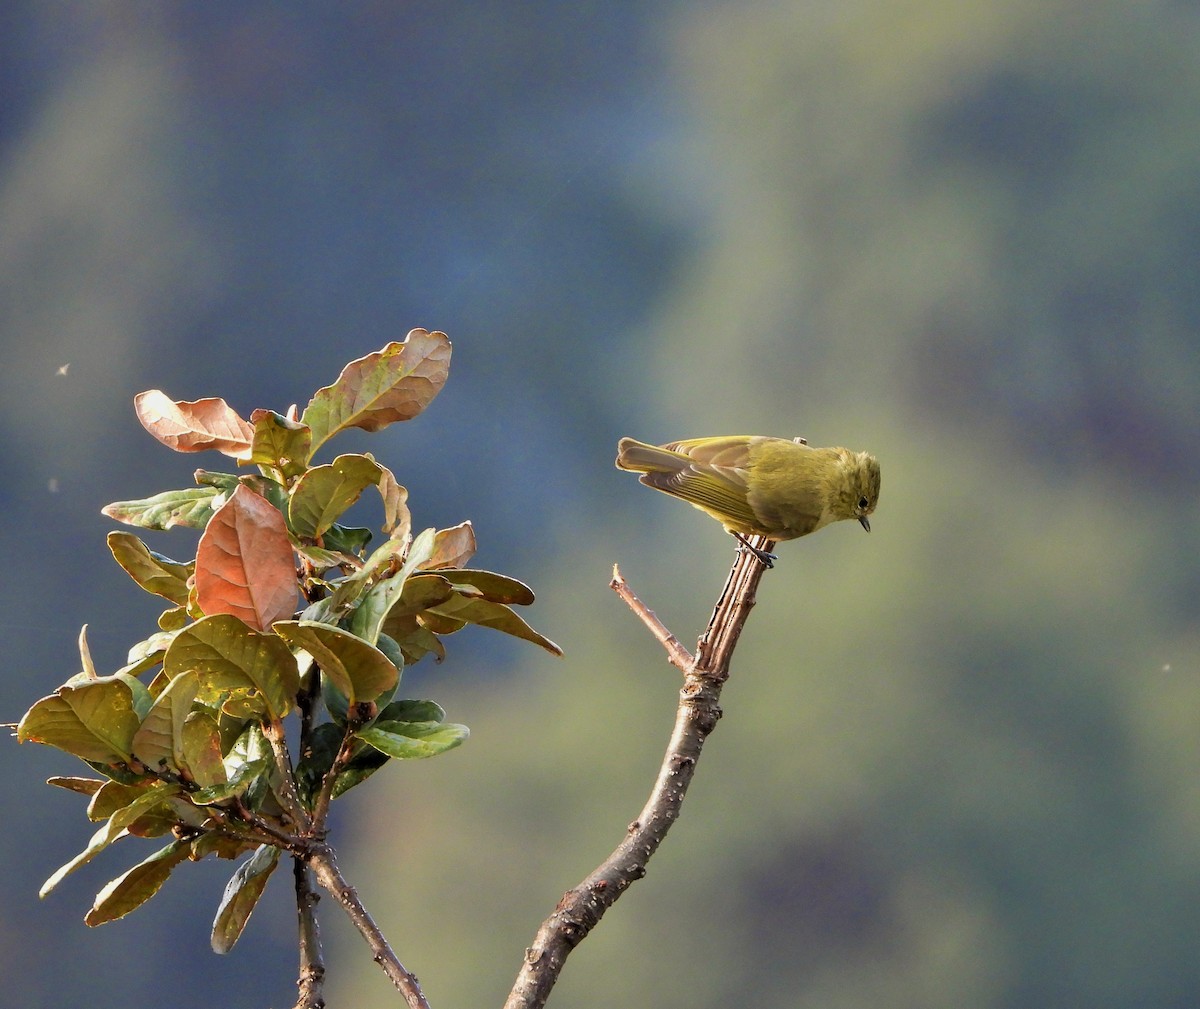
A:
[[41, 785, 180, 897], [131, 670, 199, 772], [101, 486, 222, 531], [357, 719, 469, 760], [180, 710, 227, 788], [347, 528, 436, 645], [379, 616, 446, 666], [157, 605, 190, 631], [88, 781, 151, 821], [106, 531, 193, 605], [17, 678, 141, 764], [301, 330, 452, 459], [164, 614, 299, 721], [331, 744, 390, 798], [322, 523, 373, 556], [85, 840, 190, 926], [247, 409, 312, 479], [273, 621, 398, 704], [295, 722, 345, 802], [425, 593, 562, 656], [321, 534, 411, 617], [288, 453, 383, 539], [211, 844, 280, 954], [378, 699, 447, 723], [377, 572, 455, 619], [435, 569, 536, 605]]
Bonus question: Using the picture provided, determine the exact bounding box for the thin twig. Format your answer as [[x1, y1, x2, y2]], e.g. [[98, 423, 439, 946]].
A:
[[292, 857, 326, 1009], [306, 844, 431, 1009], [609, 564, 693, 669], [504, 537, 773, 1009]]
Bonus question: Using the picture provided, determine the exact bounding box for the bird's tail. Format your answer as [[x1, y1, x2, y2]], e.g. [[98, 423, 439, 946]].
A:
[[614, 437, 685, 474]]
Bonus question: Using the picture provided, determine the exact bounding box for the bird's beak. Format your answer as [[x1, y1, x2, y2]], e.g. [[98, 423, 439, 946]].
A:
[[858, 516, 871, 532]]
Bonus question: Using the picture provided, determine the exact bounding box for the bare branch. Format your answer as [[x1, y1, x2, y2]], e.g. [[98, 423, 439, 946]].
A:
[[292, 858, 326, 1009], [504, 536, 775, 1009], [610, 564, 693, 669], [306, 844, 431, 1009]]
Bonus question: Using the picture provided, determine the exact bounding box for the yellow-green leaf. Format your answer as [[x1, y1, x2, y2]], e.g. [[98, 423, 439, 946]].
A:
[[106, 531, 192, 605], [211, 845, 280, 954], [274, 621, 398, 704], [247, 409, 312, 479], [131, 670, 199, 772], [17, 678, 141, 764], [288, 453, 383, 539], [85, 840, 190, 926], [164, 614, 299, 721]]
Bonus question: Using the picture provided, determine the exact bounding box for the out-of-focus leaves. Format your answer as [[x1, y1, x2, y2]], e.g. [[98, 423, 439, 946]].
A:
[[40, 785, 180, 897], [210, 844, 280, 954], [288, 453, 382, 539], [106, 532, 192, 605], [247, 409, 312, 479], [376, 461, 410, 538], [84, 840, 190, 926], [134, 390, 254, 459], [194, 485, 298, 632], [347, 528, 436, 644], [422, 521, 476, 570], [101, 486, 221, 531], [357, 719, 469, 760], [301, 330, 452, 458], [18, 677, 141, 764], [273, 621, 399, 704], [163, 614, 299, 722], [131, 670, 199, 772]]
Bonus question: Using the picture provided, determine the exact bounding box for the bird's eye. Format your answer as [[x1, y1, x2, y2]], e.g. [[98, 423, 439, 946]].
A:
[[858, 496, 870, 510]]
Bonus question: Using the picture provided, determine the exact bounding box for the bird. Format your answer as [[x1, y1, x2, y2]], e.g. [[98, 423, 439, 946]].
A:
[[616, 435, 880, 564]]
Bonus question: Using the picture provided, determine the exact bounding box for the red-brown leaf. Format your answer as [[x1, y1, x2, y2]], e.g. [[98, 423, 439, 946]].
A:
[[194, 485, 298, 631], [135, 390, 255, 459]]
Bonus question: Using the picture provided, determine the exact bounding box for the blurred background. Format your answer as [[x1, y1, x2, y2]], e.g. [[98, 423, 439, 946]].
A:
[[2, 3, 1199, 1007]]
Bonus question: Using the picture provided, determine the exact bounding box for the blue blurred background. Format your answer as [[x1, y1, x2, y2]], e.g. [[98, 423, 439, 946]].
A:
[[3, 3, 1199, 1007]]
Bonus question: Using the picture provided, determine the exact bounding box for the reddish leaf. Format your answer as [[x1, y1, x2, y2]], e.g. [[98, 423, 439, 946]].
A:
[[301, 330, 452, 457], [421, 521, 477, 570], [195, 485, 298, 631], [134, 390, 254, 459]]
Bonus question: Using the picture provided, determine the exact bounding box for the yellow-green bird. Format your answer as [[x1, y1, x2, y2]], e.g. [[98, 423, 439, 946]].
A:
[[616, 435, 880, 560]]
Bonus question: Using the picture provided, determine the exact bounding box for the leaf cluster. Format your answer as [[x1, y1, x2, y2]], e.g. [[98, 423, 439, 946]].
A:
[[15, 330, 559, 950]]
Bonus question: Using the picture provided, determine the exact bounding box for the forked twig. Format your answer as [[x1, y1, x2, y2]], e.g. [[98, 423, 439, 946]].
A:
[[504, 534, 776, 1009]]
